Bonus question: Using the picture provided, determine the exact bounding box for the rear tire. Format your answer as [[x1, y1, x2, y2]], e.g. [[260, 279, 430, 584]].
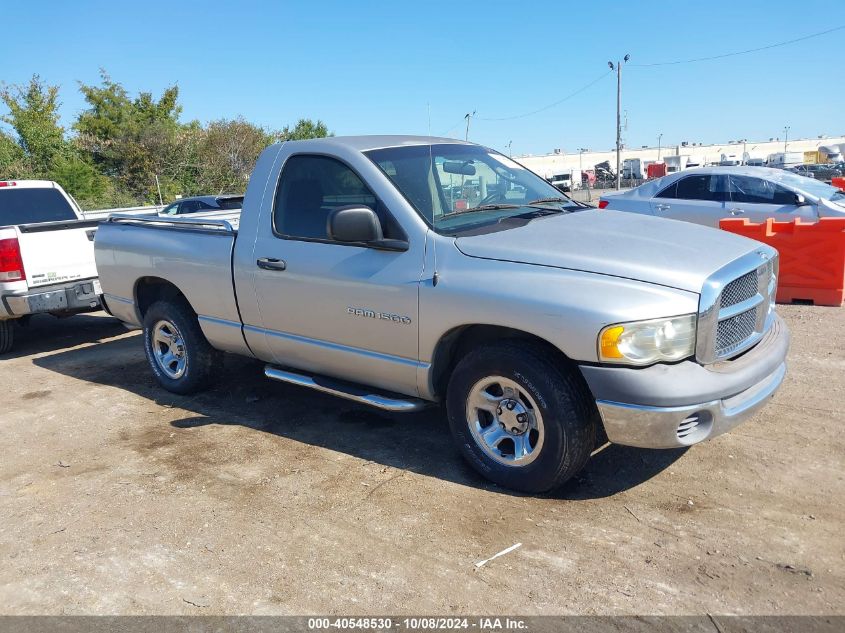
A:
[[142, 299, 221, 394], [446, 341, 598, 493], [0, 320, 14, 354]]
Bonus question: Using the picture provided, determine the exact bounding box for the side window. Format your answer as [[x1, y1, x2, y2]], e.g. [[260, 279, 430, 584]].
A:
[[729, 176, 795, 205], [655, 181, 677, 199], [273, 155, 399, 241], [161, 203, 179, 216], [179, 200, 206, 214], [675, 175, 725, 201]]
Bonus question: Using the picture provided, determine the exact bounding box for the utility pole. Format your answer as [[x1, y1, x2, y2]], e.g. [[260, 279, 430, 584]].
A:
[[608, 55, 630, 190], [783, 126, 790, 154], [508, 140, 512, 157], [464, 110, 476, 142], [657, 133, 663, 161], [154, 174, 163, 206]]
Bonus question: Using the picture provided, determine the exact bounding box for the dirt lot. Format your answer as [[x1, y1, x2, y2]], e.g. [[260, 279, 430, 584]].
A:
[[0, 306, 842, 615]]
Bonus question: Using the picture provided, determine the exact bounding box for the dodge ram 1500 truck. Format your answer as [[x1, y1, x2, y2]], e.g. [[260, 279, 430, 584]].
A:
[[1, 180, 102, 353], [94, 136, 789, 492]]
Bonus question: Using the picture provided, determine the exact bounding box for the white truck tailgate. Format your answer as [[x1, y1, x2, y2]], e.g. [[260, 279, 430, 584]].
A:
[[17, 222, 99, 288]]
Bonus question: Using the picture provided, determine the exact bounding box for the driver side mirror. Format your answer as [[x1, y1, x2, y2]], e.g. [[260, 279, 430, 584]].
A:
[[327, 206, 408, 251], [794, 193, 808, 206]]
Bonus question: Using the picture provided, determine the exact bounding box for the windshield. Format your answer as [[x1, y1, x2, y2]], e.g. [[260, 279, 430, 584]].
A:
[[773, 170, 845, 204], [365, 143, 581, 234], [0, 187, 77, 227]]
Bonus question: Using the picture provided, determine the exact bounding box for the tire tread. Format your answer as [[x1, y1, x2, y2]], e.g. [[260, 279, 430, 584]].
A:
[[0, 320, 13, 354], [142, 299, 221, 394], [447, 340, 598, 493]]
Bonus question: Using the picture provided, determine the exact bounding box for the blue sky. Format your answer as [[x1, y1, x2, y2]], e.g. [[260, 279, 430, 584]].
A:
[[2, 0, 844, 155]]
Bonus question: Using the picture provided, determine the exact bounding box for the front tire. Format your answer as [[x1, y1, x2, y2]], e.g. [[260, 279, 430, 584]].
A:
[[142, 299, 221, 394], [0, 320, 14, 354], [446, 341, 598, 493]]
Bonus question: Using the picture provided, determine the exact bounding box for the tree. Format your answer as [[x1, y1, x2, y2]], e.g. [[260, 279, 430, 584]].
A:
[[279, 118, 331, 141], [75, 71, 185, 201], [1, 70, 333, 207], [0, 75, 69, 176], [0, 129, 27, 178], [192, 118, 273, 194], [49, 154, 107, 203]]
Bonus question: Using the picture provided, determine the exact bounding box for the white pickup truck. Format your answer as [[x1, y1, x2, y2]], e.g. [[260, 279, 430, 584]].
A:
[[0, 180, 102, 353]]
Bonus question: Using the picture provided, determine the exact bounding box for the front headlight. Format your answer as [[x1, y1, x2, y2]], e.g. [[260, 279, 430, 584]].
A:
[[598, 314, 697, 365]]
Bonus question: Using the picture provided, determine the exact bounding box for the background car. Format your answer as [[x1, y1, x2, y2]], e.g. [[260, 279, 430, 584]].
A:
[[598, 166, 845, 227], [789, 164, 842, 183], [159, 194, 243, 216]]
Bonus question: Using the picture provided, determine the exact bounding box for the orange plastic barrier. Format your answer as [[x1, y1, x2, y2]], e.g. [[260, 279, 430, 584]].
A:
[[719, 217, 845, 306], [832, 177, 845, 192]]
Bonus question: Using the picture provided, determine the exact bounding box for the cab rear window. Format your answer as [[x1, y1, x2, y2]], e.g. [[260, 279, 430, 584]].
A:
[[0, 188, 77, 227]]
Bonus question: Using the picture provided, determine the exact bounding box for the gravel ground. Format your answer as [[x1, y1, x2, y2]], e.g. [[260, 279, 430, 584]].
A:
[[0, 305, 842, 615]]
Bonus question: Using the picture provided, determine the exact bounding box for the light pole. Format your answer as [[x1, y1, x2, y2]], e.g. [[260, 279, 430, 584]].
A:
[[783, 126, 790, 154], [577, 148, 586, 173], [741, 138, 747, 165], [657, 133, 663, 161], [608, 55, 630, 190]]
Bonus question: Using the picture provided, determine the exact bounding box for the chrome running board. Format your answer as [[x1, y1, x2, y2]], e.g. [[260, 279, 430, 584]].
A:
[[264, 365, 428, 413]]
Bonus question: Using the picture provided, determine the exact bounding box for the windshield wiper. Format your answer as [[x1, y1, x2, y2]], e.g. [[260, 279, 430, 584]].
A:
[[439, 204, 521, 219], [527, 197, 572, 205], [528, 196, 590, 209]]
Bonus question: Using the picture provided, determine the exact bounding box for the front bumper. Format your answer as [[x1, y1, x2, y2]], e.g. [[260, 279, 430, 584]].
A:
[[580, 313, 790, 448], [1, 279, 102, 318]]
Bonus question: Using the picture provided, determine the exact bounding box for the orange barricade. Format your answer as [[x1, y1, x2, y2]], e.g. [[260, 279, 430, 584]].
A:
[[719, 217, 845, 306], [832, 177, 845, 192]]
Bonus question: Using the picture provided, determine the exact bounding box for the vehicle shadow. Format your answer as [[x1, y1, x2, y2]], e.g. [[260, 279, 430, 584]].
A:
[[32, 335, 686, 499], [0, 312, 128, 360]]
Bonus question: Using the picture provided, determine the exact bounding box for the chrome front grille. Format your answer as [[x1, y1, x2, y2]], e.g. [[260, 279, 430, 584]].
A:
[[720, 271, 758, 308], [716, 306, 758, 356], [696, 250, 779, 364]]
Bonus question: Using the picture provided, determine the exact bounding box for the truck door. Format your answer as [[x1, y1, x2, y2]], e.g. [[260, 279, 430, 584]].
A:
[[244, 153, 423, 397], [726, 175, 818, 224], [649, 174, 730, 227]]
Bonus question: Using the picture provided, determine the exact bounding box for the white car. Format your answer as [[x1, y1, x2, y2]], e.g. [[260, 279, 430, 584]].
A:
[[599, 166, 845, 227]]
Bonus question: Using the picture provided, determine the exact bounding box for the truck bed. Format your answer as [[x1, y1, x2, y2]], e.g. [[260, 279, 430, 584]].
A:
[[94, 214, 247, 353]]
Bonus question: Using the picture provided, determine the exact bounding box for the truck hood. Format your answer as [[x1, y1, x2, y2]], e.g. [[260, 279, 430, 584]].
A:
[[454, 210, 759, 293]]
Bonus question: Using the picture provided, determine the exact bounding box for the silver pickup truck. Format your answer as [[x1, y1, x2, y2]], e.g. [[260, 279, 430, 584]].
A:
[[94, 136, 789, 492]]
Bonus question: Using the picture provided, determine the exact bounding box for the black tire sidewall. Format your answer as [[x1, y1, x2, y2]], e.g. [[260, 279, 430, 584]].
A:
[[0, 320, 13, 354], [447, 343, 594, 493], [142, 300, 212, 394]]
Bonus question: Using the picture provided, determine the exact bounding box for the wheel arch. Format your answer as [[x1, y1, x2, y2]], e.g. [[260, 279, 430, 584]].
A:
[[428, 324, 578, 401], [134, 277, 194, 320]]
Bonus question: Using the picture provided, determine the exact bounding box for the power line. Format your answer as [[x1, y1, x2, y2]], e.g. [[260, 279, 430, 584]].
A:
[[439, 116, 469, 137], [474, 70, 613, 122], [632, 24, 845, 67]]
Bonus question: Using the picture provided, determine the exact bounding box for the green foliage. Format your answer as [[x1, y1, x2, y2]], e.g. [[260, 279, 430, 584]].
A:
[[48, 155, 107, 201], [280, 118, 332, 141], [1, 72, 332, 209], [1, 75, 69, 176], [0, 129, 27, 178], [193, 118, 275, 194]]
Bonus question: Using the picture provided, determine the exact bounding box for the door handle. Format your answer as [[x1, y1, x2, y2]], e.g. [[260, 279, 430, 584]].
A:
[[256, 257, 287, 271], [655, 203, 670, 211], [729, 208, 745, 215]]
